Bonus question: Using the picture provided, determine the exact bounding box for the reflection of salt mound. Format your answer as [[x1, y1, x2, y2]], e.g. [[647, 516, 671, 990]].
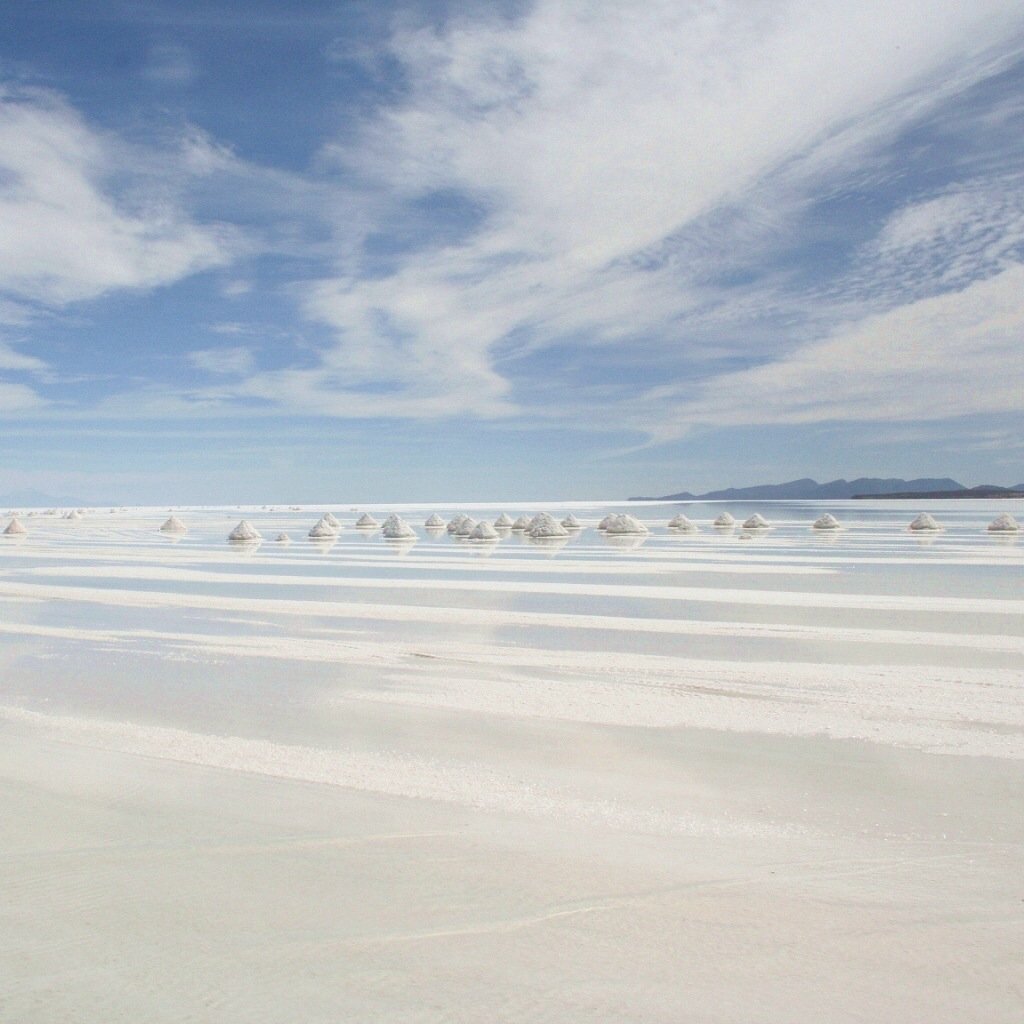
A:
[[322, 512, 341, 529], [738, 532, 753, 541], [455, 517, 477, 537], [528, 513, 569, 538], [447, 514, 469, 534], [713, 512, 735, 527], [308, 520, 336, 539], [382, 514, 417, 539], [274, 532, 291, 544], [561, 514, 582, 530], [3, 517, 27, 536], [743, 513, 770, 530], [602, 533, 647, 550], [470, 521, 499, 541], [668, 513, 697, 532], [605, 514, 649, 535], [355, 513, 379, 528], [909, 512, 941, 532], [812, 513, 842, 531], [988, 513, 1020, 533], [510, 515, 532, 531], [494, 512, 515, 528], [160, 516, 187, 534], [425, 513, 445, 528], [228, 520, 261, 542]]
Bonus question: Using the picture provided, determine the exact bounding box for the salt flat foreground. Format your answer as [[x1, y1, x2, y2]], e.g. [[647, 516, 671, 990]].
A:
[[1, 500, 1022, 1022]]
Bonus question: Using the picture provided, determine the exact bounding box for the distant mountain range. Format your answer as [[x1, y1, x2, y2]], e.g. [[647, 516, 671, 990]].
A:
[[631, 477, 1024, 501]]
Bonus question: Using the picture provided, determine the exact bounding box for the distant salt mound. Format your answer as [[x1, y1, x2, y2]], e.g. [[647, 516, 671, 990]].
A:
[[605, 514, 649, 535], [382, 514, 416, 540], [470, 520, 499, 541], [228, 520, 261, 542], [447, 514, 469, 534], [743, 513, 770, 530], [713, 512, 735, 527], [987, 513, 1019, 532], [65, 510, 82, 521], [308, 519, 336, 539], [355, 513, 379, 528], [274, 532, 291, 544], [3, 517, 27, 536], [525, 512, 567, 539], [909, 512, 941, 532], [494, 512, 515, 528], [322, 512, 341, 529], [510, 515, 532, 531], [561, 514, 582, 530], [160, 516, 187, 534], [668, 513, 697, 532], [424, 513, 445, 528], [812, 513, 842, 531], [455, 517, 478, 537]]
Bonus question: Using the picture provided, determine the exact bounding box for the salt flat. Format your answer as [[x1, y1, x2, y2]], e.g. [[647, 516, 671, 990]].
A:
[[1, 499, 1022, 1022]]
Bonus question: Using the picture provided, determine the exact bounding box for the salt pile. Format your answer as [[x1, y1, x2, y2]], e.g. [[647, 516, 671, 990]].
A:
[[470, 521, 500, 541], [561, 514, 582, 530], [529, 513, 569, 539], [274, 532, 292, 544], [381, 514, 416, 539], [308, 519, 336, 540], [424, 513, 446, 528], [355, 513, 379, 528], [228, 520, 261, 542], [160, 516, 187, 534], [3, 517, 27, 536], [604, 514, 649, 535], [65, 510, 82, 521], [510, 515, 532, 531], [597, 514, 617, 531], [455, 517, 478, 537], [668, 513, 697, 531], [447, 514, 469, 534], [743, 513, 770, 530], [987, 513, 1020, 533], [813, 513, 842, 531], [909, 512, 941, 532], [322, 512, 341, 529], [713, 512, 735, 527], [494, 512, 515, 528]]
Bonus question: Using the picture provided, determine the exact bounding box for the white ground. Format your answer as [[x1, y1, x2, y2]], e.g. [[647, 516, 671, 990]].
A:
[[1, 499, 1022, 1022]]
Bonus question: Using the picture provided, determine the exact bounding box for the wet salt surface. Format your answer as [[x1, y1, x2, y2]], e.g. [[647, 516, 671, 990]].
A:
[[1, 500, 1022, 1022]]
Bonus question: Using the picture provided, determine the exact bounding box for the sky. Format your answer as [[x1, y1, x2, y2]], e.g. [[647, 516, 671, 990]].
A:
[[1, 0, 1023, 504]]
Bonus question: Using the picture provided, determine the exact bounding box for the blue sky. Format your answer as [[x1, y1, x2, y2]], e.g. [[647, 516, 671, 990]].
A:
[[1, 0, 1023, 503]]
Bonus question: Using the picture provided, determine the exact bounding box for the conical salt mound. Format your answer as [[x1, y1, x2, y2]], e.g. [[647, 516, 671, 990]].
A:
[[597, 514, 617, 531], [529, 513, 569, 539], [228, 520, 261, 542], [743, 513, 770, 530], [605, 514, 649, 535], [510, 515, 532, 531], [322, 512, 341, 528], [471, 520, 499, 541], [668, 513, 697, 531], [494, 512, 515, 528], [447, 514, 469, 534], [987, 513, 1020, 533], [713, 512, 735, 527], [65, 510, 82, 521], [309, 520, 336, 539], [382, 514, 416, 539], [455, 517, 478, 537], [812, 513, 841, 531], [424, 513, 445, 528], [561, 514, 582, 530], [355, 513, 379, 528], [3, 517, 27, 536], [909, 512, 941, 532], [160, 516, 187, 534], [274, 532, 292, 544]]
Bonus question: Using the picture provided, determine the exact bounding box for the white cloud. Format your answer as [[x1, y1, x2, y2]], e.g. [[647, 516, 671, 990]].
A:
[[188, 346, 254, 375], [0, 380, 43, 413], [0, 85, 236, 307], [290, 0, 1024, 421]]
